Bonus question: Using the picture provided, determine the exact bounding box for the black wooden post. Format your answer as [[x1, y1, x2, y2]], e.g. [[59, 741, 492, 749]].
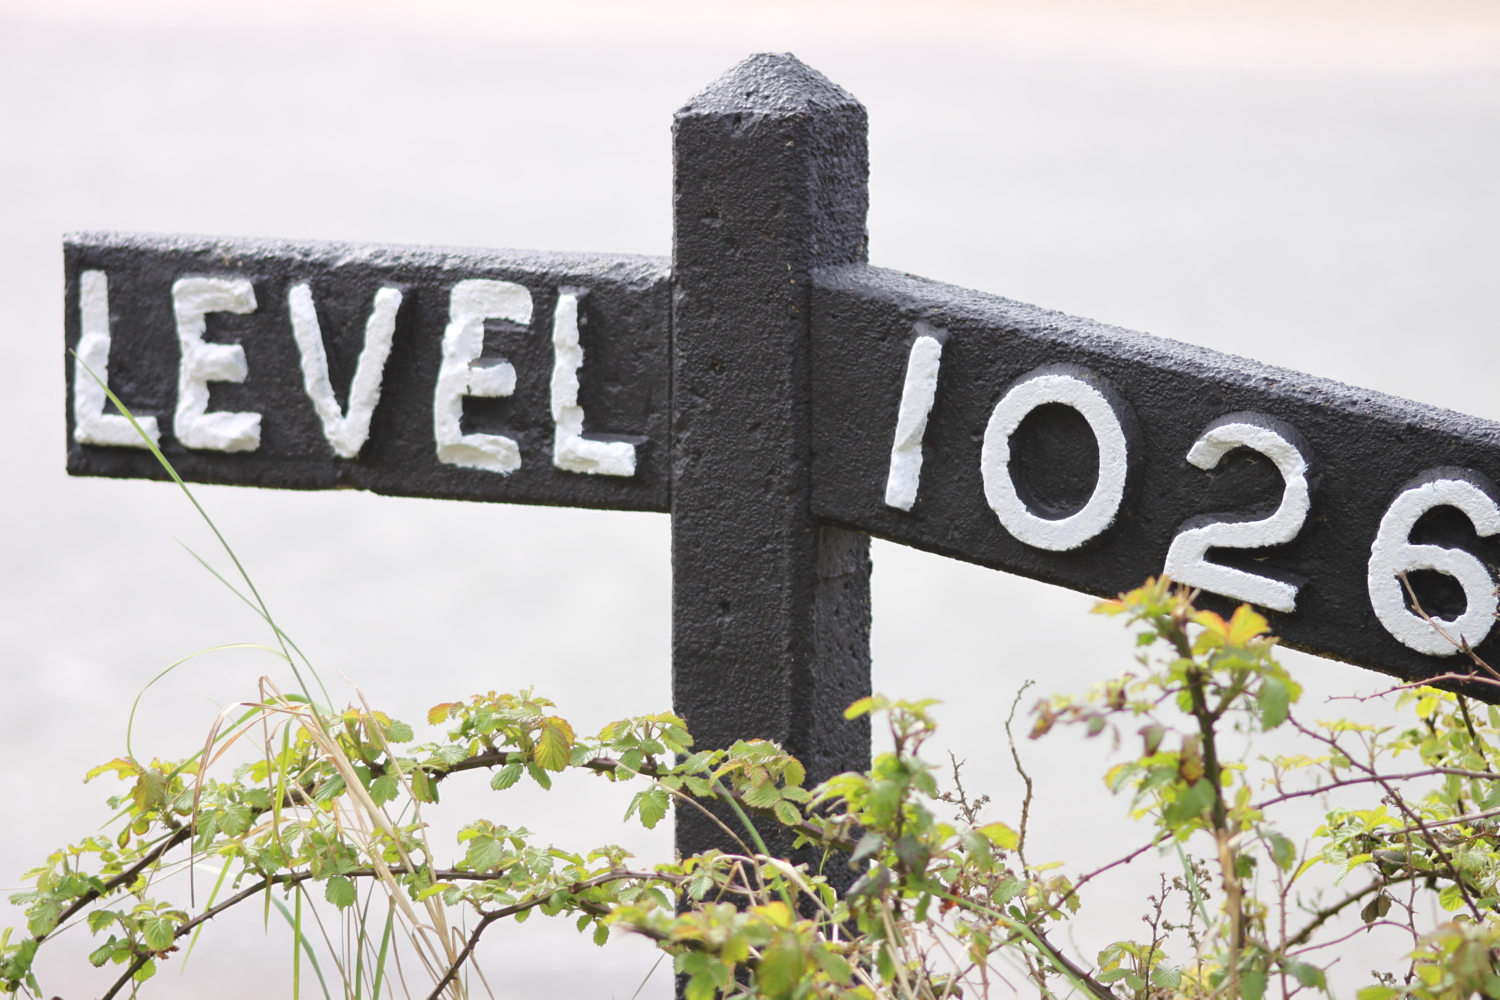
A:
[[671, 53, 873, 869]]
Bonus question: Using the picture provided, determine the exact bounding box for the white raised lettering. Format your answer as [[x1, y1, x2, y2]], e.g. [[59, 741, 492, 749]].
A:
[[434, 279, 531, 474], [172, 276, 259, 452], [288, 282, 402, 459], [884, 329, 944, 511], [73, 270, 160, 448], [980, 367, 1131, 552], [1368, 471, 1500, 656], [1163, 415, 1313, 612], [550, 288, 635, 477]]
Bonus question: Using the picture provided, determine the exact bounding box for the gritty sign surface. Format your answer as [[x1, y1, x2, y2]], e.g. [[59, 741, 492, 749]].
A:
[[61, 50, 1500, 781], [65, 233, 671, 512], [809, 266, 1500, 684]]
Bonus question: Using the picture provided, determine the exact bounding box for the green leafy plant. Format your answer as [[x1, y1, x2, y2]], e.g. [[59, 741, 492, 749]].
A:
[[27, 364, 1500, 998], [17, 569, 1500, 999]]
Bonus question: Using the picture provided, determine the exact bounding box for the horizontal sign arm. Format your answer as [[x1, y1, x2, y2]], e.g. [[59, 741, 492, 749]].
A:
[[64, 232, 672, 513], [810, 263, 1500, 686]]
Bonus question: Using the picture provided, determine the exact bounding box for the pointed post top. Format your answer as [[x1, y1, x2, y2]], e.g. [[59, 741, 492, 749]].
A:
[[678, 52, 862, 117]]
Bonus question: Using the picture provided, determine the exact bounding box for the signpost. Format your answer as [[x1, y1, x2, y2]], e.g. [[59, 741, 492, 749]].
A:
[[62, 54, 1500, 870]]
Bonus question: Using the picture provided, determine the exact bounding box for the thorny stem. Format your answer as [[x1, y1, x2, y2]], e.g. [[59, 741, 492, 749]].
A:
[[1400, 571, 1500, 686], [418, 868, 666, 1000], [1291, 717, 1484, 921], [1004, 680, 1036, 872], [40, 827, 192, 943], [100, 866, 674, 1000], [1141, 874, 1170, 996], [1255, 765, 1500, 810], [1167, 603, 1241, 981], [1282, 876, 1411, 949]]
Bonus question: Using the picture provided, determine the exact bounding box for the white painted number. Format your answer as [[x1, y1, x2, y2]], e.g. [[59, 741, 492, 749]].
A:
[[172, 276, 260, 452], [884, 329, 944, 511], [73, 270, 160, 448], [433, 278, 532, 474], [980, 367, 1131, 552], [288, 282, 403, 459], [1162, 415, 1312, 613], [550, 288, 636, 476], [1367, 472, 1500, 656]]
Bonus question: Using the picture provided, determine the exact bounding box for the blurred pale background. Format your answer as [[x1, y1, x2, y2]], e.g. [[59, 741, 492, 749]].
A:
[[1, 1, 1498, 996]]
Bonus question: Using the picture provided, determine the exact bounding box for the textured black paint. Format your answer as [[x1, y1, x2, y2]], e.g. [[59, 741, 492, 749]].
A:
[[809, 264, 1500, 691], [64, 233, 670, 512], [670, 54, 873, 870], [62, 53, 1500, 904]]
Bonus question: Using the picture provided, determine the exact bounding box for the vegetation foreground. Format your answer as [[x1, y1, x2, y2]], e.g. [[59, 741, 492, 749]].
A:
[[4, 574, 1500, 1000]]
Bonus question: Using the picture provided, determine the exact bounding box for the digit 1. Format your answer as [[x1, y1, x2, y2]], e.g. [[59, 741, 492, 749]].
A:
[[883, 323, 945, 511]]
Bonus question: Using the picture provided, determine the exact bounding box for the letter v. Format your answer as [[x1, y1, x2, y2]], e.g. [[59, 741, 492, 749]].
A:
[[288, 283, 403, 459]]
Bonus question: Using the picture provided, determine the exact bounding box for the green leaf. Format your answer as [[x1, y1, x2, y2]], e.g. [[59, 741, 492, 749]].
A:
[[1139, 723, 1166, 757], [686, 972, 717, 1000], [1259, 677, 1291, 729], [845, 865, 891, 901], [369, 773, 399, 806], [774, 801, 802, 826], [1151, 966, 1182, 989], [85, 758, 141, 783], [534, 717, 575, 772], [1356, 988, 1399, 1000], [324, 876, 356, 910], [88, 940, 115, 968], [26, 901, 59, 938], [491, 762, 524, 791], [525, 762, 553, 791], [979, 822, 1019, 850], [782, 757, 805, 788], [464, 836, 506, 873], [815, 949, 851, 984], [222, 801, 251, 838], [876, 941, 896, 982], [1162, 778, 1216, 826], [1267, 831, 1297, 871], [756, 930, 807, 997], [630, 787, 670, 829], [894, 835, 930, 874], [314, 775, 346, 803], [593, 921, 609, 946], [1241, 970, 1268, 1000], [1438, 883, 1467, 912], [1285, 961, 1326, 990], [142, 914, 176, 952], [742, 783, 783, 809], [849, 832, 884, 869]]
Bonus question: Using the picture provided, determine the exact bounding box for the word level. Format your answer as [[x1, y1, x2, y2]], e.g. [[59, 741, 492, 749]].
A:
[[65, 233, 671, 512]]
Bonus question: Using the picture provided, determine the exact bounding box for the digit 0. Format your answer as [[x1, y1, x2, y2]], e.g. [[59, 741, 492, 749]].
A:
[[980, 364, 1135, 552]]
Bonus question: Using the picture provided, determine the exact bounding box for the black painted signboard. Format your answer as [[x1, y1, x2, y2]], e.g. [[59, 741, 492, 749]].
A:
[[66, 235, 671, 511], [60, 54, 1500, 867], [809, 266, 1500, 684]]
